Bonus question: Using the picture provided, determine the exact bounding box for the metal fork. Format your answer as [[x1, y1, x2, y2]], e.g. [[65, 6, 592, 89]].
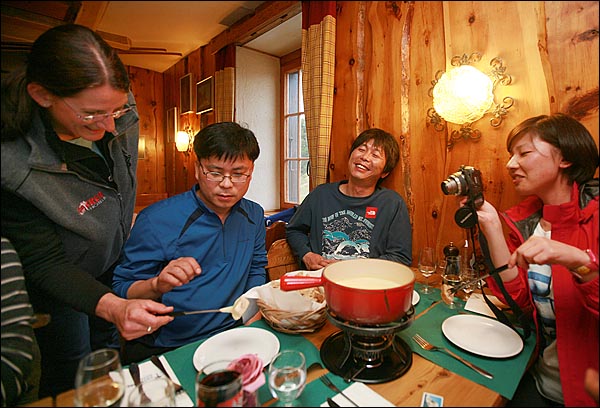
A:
[[412, 334, 494, 379], [319, 374, 359, 407]]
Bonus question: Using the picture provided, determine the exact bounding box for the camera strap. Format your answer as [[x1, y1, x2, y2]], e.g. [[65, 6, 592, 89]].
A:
[[471, 226, 532, 340]]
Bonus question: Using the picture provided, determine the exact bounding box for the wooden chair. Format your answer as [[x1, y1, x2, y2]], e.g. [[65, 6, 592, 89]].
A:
[[266, 239, 299, 281], [265, 220, 287, 252]]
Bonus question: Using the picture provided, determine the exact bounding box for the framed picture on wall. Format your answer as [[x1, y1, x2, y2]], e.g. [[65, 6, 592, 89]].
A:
[[179, 73, 193, 114], [166, 107, 178, 143], [196, 76, 214, 114]]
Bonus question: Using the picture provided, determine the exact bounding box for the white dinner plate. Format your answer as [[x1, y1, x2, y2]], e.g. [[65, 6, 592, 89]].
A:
[[441, 314, 523, 358], [412, 290, 420, 306], [193, 327, 280, 373]]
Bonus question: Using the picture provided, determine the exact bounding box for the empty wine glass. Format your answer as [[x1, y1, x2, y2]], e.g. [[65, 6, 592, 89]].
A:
[[268, 350, 306, 407], [128, 376, 176, 407], [74, 348, 125, 407], [460, 266, 479, 300], [418, 247, 438, 294]]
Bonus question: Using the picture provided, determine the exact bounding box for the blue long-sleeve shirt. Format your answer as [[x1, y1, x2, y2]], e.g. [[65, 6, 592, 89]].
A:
[[113, 185, 267, 347]]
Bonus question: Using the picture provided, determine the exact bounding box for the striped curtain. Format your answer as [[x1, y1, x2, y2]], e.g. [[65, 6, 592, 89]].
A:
[[302, 1, 336, 189], [215, 44, 235, 122]]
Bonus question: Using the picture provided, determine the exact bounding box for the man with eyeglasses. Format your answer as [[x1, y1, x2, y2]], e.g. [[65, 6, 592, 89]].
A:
[[113, 122, 268, 363]]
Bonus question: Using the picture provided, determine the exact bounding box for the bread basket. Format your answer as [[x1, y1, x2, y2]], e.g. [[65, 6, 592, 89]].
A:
[[256, 276, 327, 334]]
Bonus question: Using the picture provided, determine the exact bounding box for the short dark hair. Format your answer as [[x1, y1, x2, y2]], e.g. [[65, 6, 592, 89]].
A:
[[350, 128, 400, 175], [193, 122, 260, 162], [506, 113, 599, 185]]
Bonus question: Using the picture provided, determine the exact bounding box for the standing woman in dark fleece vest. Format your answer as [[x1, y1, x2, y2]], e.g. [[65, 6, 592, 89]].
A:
[[1, 24, 174, 398]]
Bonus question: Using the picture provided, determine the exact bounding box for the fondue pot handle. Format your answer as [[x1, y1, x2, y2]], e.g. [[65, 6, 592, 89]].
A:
[[280, 275, 324, 291]]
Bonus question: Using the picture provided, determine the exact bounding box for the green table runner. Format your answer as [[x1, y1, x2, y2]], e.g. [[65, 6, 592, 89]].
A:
[[160, 284, 533, 404], [398, 300, 536, 399], [163, 319, 337, 406]]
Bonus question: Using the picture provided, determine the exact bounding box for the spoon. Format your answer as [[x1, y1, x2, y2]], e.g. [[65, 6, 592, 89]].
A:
[[168, 296, 250, 320]]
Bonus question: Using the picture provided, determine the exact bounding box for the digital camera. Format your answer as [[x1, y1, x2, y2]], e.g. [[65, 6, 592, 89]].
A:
[[441, 165, 485, 228]]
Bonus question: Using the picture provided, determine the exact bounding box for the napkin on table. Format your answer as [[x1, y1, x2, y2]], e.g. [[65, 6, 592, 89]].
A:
[[464, 292, 506, 318], [243, 269, 326, 313], [318, 382, 395, 407], [118, 356, 194, 407]]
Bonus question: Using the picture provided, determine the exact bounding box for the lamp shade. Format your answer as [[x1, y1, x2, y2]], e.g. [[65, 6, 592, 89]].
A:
[[432, 65, 494, 125], [175, 130, 191, 152]]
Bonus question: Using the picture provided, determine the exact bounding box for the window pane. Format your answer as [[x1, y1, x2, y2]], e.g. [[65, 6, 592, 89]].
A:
[[299, 70, 304, 113], [300, 114, 308, 158], [288, 71, 299, 114], [287, 116, 298, 157], [286, 160, 299, 203], [300, 160, 310, 202]]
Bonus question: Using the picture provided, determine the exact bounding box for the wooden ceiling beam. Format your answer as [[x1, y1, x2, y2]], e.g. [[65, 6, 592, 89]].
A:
[[208, 0, 301, 55]]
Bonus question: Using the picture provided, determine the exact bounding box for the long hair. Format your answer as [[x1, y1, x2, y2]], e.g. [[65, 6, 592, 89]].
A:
[[506, 113, 599, 185], [1, 24, 130, 140]]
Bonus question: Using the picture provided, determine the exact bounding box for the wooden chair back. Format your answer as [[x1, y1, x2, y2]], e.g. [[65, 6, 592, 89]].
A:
[[266, 238, 299, 281], [265, 220, 287, 252]]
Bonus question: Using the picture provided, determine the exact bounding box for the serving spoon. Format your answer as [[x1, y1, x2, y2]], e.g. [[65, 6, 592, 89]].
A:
[[168, 296, 250, 320]]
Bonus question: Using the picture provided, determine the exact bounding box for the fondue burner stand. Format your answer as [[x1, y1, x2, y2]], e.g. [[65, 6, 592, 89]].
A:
[[320, 307, 414, 383]]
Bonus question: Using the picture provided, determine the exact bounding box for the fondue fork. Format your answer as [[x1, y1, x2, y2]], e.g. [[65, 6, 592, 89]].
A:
[[412, 334, 494, 379], [319, 374, 359, 407]]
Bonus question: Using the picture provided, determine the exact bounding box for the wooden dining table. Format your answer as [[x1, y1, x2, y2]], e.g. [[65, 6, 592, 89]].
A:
[[25, 272, 528, 407]]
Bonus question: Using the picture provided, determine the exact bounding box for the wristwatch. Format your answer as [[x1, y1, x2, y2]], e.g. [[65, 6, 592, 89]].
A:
[[572, 249, 598, 277]]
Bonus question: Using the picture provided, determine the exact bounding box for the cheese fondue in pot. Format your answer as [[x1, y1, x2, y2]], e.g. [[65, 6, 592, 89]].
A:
[[335, 276, 400, 289]]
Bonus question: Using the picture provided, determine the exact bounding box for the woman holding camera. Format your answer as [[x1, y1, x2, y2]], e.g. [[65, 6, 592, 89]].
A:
[[472, 113, 598, 407]]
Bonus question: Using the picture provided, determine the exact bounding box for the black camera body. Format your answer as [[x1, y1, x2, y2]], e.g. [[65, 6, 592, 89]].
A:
[[441, 165, 485, 228]]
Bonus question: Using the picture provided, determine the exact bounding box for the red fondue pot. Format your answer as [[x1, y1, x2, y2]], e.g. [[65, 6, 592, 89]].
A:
[[280, 258, 415, 324]]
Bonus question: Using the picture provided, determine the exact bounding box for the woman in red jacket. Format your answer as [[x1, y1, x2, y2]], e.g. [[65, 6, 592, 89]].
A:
[[474, 113, 598, 407]]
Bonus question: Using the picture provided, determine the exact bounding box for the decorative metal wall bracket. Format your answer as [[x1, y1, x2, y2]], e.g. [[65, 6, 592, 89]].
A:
[[427, 52, 514, 149]]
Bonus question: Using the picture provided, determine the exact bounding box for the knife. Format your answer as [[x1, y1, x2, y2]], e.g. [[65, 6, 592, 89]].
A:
[[150, 355, 183, 392], [450, 264, 508, 294], [129, 362, 151, 404]]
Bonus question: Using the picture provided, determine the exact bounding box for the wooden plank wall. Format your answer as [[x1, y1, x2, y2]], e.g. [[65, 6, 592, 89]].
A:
[[330, 1, 599, 262], [130, 1, 598, 266]]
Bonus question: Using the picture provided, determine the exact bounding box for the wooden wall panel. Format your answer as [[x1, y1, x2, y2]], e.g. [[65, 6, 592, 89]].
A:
[[128, 1, 598, 267], [330, 1, 598, 265], [544, 1, 599, 137]]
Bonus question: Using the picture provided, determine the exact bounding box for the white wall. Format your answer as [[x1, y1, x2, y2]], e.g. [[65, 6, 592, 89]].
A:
[[236, 46, 280, 211]]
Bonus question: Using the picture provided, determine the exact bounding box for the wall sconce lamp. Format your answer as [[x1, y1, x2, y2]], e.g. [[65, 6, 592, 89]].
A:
[[175, 125, 194, 154], [427, 52, 514, 149]]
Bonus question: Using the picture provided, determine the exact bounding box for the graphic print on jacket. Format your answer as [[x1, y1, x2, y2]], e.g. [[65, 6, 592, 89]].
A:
[[321, 209, 374, 259]]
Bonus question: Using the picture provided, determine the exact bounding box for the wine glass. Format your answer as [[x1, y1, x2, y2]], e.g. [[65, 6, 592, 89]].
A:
[[442, 255, 462, 309], [418, 247, 438, 294], [268, 350, 307, 407], [128, 376, 176, 407], [460, 266, 478, 300], [74, 348, 125, 407]]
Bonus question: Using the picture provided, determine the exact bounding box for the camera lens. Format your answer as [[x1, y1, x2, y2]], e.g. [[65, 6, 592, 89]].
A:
[[441, 173, 467, 195]]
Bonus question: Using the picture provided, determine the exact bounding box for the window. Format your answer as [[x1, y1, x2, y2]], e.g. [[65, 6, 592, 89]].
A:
[[282, 67, 309, 206]]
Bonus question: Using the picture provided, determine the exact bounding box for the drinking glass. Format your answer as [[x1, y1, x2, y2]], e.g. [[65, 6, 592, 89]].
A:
[[74, 348, 125, 407], [196, 360, 243, 407], [441, 255, 462, 309], [417, 247, 437, 294], [460, 266, 479, 300], [268, 350, 307, 407], [128, 376, 176, 407]]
